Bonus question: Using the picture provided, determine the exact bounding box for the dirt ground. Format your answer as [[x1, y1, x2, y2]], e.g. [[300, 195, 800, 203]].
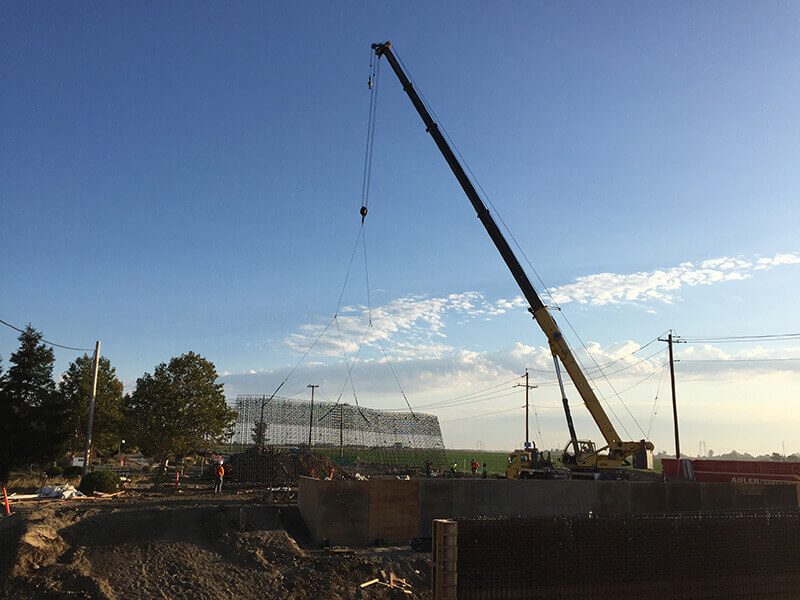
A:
[[0, 490, 431, 600]]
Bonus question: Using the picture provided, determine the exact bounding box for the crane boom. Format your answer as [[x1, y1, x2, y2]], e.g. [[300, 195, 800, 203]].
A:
[[372, 41, 653, 467]]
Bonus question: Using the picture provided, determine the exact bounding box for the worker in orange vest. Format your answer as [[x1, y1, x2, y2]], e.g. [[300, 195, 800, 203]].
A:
[[214, 462, 225, 494]]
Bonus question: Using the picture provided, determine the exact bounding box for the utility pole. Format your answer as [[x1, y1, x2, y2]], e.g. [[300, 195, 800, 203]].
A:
[[339, 404, 344, 458], [659, 331, 685, 464], [256, 394, 267, 448], [515, 369, 538, 449], [82, 341, 102, 477], [307, 385, 319, 447]]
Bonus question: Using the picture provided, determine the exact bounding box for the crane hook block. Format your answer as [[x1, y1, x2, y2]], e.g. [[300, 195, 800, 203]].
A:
[[360, 205, 368, 223]]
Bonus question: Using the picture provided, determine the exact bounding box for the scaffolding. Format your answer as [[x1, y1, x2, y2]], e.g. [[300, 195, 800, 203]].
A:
[[231, 395, 447, 470]]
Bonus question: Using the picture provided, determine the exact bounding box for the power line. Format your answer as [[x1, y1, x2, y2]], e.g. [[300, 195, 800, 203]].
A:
[[429, 389, 522, 410], [386, 376, 523, 411], [611, 363, 670, 396], [520, 335, 665, 376], [0, 318, 93, 352], [647, 358, 670, 438], [440, 404, 525, 423], [679, 357, 800, 363], [682, 332, 800, 343], [392, 347, 667, 414], [583, 335, 665, 373]]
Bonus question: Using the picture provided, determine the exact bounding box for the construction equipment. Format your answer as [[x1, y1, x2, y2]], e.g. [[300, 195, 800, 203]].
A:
[[506, 446, 567, 480], [372, 41, 654, 475]]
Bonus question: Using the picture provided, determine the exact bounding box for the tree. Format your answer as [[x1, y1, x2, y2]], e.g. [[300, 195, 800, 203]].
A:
[[252, 417, 267, 448], [251, 397, 269, 448], [125, 352, 236, 466], [59, 354, 125, 459], [0, 326, 69, 482], [0, 354, 11, 483]]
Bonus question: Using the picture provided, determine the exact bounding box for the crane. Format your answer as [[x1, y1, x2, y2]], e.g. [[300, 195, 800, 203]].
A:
[[371, 41, 654, 474]]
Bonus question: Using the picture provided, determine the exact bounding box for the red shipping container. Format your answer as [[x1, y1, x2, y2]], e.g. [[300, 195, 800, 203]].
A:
[[662, 457, 800, 484]]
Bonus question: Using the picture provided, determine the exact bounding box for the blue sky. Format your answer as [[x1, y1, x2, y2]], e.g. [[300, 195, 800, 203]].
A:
[[3, 3, 799, 454]]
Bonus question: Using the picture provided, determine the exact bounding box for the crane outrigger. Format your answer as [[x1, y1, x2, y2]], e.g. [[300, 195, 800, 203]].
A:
[[372, 41, 653, 475]]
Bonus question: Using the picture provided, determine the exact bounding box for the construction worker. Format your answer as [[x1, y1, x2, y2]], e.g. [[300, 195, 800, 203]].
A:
[[214, 462, 225, 494], [450, 461, 458, 477], [470, 459, 479, 477], [482, 462, 488, 479]]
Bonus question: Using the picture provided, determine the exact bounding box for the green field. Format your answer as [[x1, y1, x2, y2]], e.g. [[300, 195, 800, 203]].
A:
[[221, 444, 663, 477], [445, 449, 512, 475]]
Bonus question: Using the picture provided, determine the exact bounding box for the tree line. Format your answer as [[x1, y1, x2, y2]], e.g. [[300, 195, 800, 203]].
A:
[[0, 325, 236, 484]]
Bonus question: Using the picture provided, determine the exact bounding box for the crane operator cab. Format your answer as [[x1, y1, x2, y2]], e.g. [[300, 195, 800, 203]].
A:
[[561, 439, 598, 466]]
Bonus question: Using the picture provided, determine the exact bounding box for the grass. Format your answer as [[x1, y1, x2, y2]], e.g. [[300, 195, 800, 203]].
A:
[[221, 443, 665, 477], [6, 471, 81, 493], [445, 450, 512, 475], [313, 446, 446, 468]]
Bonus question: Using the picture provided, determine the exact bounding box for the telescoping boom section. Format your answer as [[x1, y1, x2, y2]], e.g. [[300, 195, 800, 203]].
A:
[[372, 41, 653, 470]]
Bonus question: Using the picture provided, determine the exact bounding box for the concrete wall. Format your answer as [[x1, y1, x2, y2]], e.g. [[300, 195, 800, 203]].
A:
[[298, 477, 800, 545]]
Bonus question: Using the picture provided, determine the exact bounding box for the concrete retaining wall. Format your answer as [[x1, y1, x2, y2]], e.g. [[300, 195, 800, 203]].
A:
[[298, 477, 800, 545]]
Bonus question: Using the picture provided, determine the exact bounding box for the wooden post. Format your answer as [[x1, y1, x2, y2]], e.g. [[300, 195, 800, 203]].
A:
[[515, 370, 538, 448], [660, 331, 685, 466], [432, 519, 458, 600]]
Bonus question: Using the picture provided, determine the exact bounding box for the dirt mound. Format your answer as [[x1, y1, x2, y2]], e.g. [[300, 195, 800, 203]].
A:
[[233, 529, 308, 570], [13, 522, 68, 577], [0, 506, 72, 579], [1, 496, 430, 600], [227, 447, 347, 485]]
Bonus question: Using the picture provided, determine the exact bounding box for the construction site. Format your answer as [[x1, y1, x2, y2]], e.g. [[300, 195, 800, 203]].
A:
[[3, 7, 800, 600]]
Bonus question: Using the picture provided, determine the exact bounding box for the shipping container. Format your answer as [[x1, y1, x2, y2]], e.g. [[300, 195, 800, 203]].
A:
[[662, 457, 800, 484]]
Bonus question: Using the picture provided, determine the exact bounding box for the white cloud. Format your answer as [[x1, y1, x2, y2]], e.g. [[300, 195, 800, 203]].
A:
[[753, 253, 800, 270], [505, 251, 800, 307], [284, 291, 502, 360], [280, 251, 799, 368]]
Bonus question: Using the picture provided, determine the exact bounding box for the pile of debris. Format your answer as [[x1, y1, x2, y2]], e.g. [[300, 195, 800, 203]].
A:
[[360, 570, 417, 595], [8, 485, 85, 501], [227, 446, 348, 485]]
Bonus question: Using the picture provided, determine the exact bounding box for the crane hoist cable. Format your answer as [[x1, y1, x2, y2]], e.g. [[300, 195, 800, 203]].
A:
[[647, 357, 670, 438], [325, 49, 415, 420], [271, 48, 412, 423], [360, 48, 381, 223]]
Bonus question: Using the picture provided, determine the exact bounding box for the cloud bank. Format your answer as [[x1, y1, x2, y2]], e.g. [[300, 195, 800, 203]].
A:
[[283, 251, 800, 362], [221, 250, 800, 451], [521, 251, 800, 307]]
